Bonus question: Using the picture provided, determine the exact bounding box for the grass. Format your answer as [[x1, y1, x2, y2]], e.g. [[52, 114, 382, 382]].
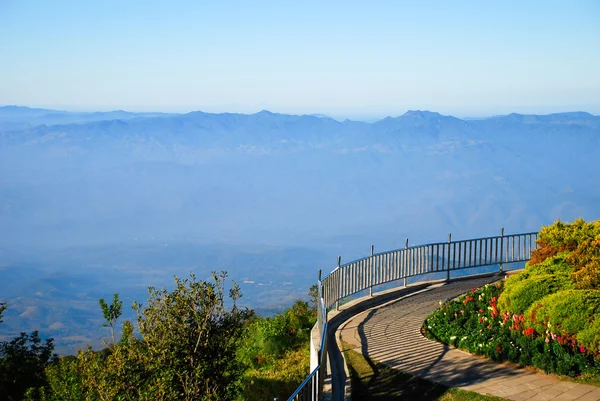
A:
[[240, 345, 311, 401], [341, 341, 507, 401]]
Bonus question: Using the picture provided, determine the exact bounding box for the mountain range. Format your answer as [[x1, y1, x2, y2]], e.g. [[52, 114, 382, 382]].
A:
[[0, 106, 599, 353]]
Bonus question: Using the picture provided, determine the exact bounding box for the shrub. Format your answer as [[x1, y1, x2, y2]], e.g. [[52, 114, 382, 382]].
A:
[[238, 300, 315, 368], [498, 255, 573, 315], [568, 237, 600, 290], [521, 252, 574, 279], [578, 318, 600, 356], [529, 219, 600, 266], [526, 289, 600, 355]]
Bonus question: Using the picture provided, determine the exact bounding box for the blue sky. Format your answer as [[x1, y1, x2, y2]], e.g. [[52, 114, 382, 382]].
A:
[[0, 1, 599, 118]]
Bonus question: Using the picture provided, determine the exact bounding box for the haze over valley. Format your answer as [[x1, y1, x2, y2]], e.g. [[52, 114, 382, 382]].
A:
[[1, 106, 599, 353]]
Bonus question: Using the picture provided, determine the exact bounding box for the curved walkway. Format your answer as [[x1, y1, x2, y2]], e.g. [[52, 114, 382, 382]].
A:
[[338, 276, 600, 401]]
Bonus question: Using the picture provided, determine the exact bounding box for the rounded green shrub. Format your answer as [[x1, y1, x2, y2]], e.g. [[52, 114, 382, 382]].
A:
[[578, 318, 600, 356], [499, 262, 573, 315], [523, 252, 574, 279], [526, 289, 600, 353]]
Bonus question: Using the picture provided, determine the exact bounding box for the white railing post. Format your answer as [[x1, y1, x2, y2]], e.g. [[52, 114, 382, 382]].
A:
[[446, 233, 452, 281], [404, 238, 408, 287], [499, 227, 504, 272], [336, 256, 341, 311], [369, 245, 374, 297]]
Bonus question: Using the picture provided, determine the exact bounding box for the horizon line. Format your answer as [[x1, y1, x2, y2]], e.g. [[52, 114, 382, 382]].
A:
[[1, 104, 598, 122]]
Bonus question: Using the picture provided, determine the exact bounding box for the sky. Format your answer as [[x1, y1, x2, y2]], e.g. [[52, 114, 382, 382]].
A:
[[0, 1, 599, 119]]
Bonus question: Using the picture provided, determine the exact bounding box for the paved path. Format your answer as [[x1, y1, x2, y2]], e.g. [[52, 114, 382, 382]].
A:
[[338, 276, 600, 401]]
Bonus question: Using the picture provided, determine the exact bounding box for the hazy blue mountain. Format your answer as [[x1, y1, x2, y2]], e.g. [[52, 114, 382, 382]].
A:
[[0, 105, 173, 131], [0, 106, 599, 353]]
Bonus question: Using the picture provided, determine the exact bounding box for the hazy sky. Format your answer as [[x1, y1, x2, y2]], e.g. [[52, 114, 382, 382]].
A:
[[1, 1, 599, 118]]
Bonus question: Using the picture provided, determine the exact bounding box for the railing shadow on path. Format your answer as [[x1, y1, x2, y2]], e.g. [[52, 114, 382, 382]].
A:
[[352, 276, 527, 390]]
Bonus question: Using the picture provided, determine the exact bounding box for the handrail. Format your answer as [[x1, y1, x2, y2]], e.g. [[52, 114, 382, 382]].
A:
[[287, 365, 321, 401], [287, 228, 539, 401]]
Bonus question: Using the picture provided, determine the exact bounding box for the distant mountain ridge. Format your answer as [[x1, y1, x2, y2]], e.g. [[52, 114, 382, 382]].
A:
[[0, 105, 598, 251], [1, 105, 598, 130]]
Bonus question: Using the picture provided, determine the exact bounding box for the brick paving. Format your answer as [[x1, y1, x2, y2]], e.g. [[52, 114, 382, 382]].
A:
[[337, 277, 600, 401]]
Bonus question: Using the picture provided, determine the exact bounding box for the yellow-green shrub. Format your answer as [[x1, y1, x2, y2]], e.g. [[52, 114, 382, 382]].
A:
[[568, 237, 600, 290], [529, 219, 600, 266], [578, 318, 600, 356], [498, 254, 574, 314], [526, 289, 600, 354]]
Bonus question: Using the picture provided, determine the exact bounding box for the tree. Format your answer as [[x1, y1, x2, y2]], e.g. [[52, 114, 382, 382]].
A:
[[0, 330, 57, 401], [47, 272, 250, 401], [98, 293, 122, 346], [0, 302, 6, 323], [308, 284, 319, 314], [133, 271, 250, 400]]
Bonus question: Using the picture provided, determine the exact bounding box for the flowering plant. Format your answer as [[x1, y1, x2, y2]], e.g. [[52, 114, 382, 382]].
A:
[[423, 282, 600, 378]]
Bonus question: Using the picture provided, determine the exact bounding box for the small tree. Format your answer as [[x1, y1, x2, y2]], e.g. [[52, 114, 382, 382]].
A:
[[0, 330, 57, 401], [99, 293, 123, 345], [0, 301, 6, 323], [133, 272, 250, 400], [308, 284, 319, 314]]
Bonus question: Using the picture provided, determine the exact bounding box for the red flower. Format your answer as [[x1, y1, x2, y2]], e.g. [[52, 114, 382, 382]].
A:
[[522, 328, 535, 337], [496, 345, 502, 354], [580, 346, 585, 353]]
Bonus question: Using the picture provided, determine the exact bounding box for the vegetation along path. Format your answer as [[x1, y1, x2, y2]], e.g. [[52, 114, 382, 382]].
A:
[[338, 276, 600, 401]]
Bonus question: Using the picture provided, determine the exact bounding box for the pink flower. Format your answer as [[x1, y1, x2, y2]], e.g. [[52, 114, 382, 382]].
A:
[[580, 346, 585, 353], [545, 338, 550, 343]]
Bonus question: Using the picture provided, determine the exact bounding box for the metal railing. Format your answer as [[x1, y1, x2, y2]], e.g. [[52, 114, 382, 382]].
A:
[[288, 297, 328, 401], [287, 228, 538, 401]]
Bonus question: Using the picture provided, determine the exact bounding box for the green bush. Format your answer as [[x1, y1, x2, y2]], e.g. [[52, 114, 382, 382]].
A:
[[538, 219, 600, 250], [522, 252, 574, 279], [529, 219, 600, 266], [498, 266, 573, 315], [568, 238, 600, 290], [526, 289, 600, 354], [578, 318, 600, 356], [238, 300, 315, 368]]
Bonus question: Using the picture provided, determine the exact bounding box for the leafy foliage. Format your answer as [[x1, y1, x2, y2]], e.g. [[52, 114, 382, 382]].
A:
[[0, 302, 6, 323], [238, 299, 316, 400], [0, 330, 57, 401], [568, 237, 600, 290], [42, 272, 251, 401], [3, 269, 318, 401], [498, 254, 574, 315], [528, 218, 600, 265], [98, 293, 123, 346], [526, 290, 600, 355]]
